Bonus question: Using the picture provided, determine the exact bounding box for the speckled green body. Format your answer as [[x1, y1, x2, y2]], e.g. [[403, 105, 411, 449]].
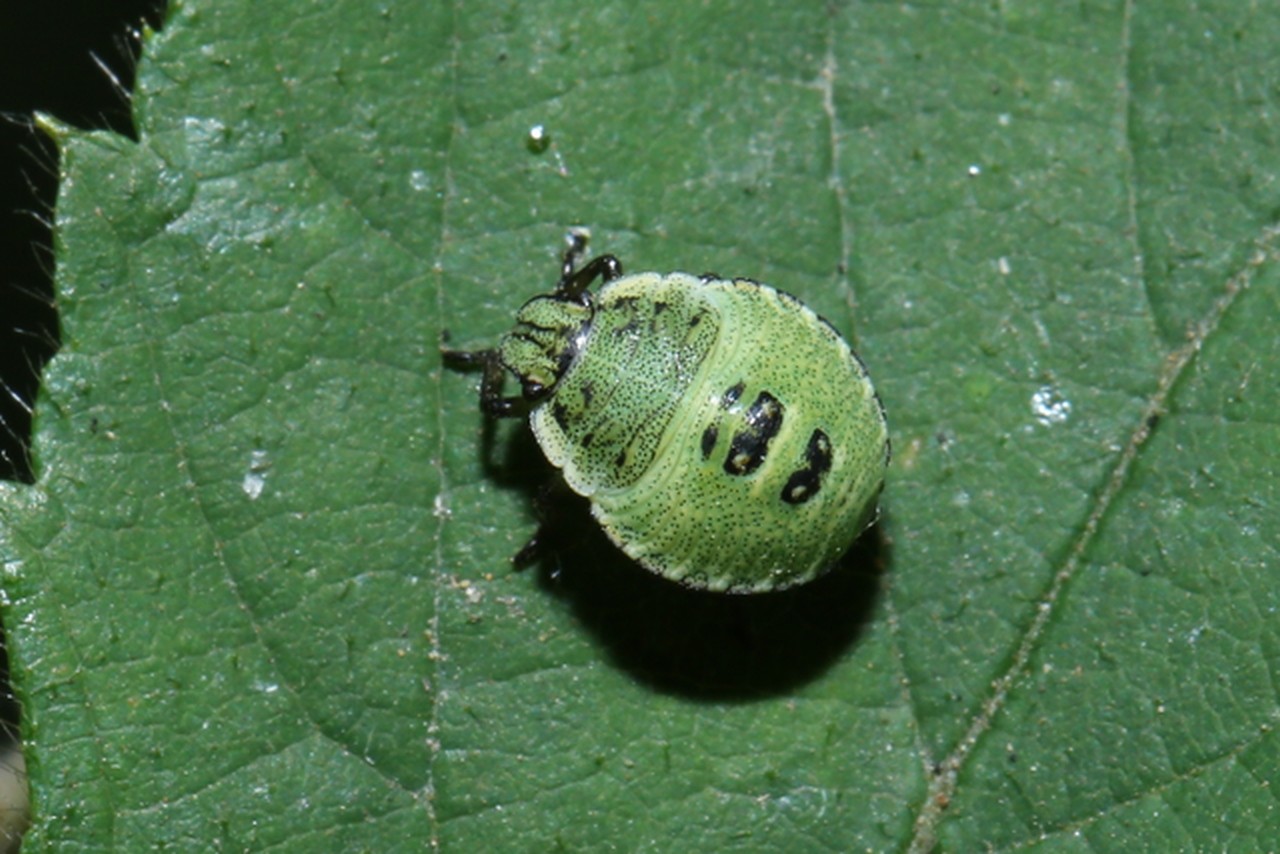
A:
[[499, 271, 887, 593]]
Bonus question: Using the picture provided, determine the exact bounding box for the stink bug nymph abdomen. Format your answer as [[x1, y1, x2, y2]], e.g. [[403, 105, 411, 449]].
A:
[[443, 232, 889, 593]]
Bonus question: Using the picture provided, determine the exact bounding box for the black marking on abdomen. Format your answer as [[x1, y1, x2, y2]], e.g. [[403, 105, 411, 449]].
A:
[[724, 391, 784, 476], [610, 295, 642, 339], [781, 429, 833, 505], [721, 381, 745, 409], [700, 424, 718, 459], [551, 401, 569, 432]]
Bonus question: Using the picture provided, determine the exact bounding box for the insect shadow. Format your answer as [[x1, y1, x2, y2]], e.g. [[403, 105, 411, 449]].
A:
[[483, 424, 890, 702]]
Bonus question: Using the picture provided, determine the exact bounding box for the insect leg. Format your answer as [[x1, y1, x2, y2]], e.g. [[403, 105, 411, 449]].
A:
[[440, 348, 525, 418], [555, 231, 623, 303], [512, 477, 575, 570]]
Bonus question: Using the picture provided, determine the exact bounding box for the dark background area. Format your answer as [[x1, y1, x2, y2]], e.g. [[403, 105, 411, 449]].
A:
[[1, 0, 167, 483]]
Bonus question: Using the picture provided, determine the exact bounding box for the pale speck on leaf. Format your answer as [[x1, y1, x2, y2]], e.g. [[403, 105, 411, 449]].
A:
[[1030, 386, 1071, 426], [241, 449, 270, 500]]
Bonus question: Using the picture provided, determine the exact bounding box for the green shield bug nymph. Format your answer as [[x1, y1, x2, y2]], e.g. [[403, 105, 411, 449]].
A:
[[443, 232, 888, 593]]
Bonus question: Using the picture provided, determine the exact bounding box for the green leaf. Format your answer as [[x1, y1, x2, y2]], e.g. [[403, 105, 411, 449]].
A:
[[2, 0, 1278, 849]]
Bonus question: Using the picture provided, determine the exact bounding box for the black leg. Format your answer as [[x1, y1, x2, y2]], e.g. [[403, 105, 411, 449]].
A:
[[556, 231, 623, 302], [513, 531, 544, 567], [559, 230, 590, 283], [512, 477, 575, 569], [440, 347, 526, 418]]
